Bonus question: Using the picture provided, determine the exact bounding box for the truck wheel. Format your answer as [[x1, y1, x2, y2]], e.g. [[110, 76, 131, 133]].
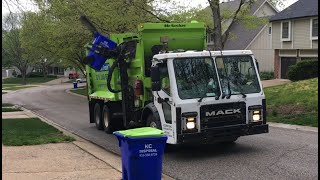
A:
[[146, 114, 162, 130], [94, 103, 103, 130], [102, 105, 113, 134]]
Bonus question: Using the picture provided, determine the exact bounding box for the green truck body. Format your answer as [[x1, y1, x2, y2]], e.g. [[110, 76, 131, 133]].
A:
[[86, 22, 206, 103]]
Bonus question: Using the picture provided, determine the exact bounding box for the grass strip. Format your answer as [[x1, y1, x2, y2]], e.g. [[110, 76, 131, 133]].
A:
[[70, 88, 87, 96], [2, 107, 22, 112], [2, 103, 14, 107], [268, 113, 318, 127], [2, 118, 75, 146], [3, 77, 56, 84], [3, 86, 36, 91]]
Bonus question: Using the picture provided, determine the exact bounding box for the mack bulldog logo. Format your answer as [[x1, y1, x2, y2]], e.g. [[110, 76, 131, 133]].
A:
[[205, 108, 241, 117]]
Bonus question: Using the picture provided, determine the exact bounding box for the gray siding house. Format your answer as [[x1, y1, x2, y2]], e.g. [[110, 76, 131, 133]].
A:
[[207, 0, 278, 72], [270, 0, 318, 79]]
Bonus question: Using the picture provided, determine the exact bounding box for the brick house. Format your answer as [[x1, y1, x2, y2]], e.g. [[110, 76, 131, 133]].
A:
[[270, 0, 318, 79]]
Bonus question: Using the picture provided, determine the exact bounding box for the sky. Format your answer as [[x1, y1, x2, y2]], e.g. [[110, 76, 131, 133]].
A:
[[2, 0, 299, 16]]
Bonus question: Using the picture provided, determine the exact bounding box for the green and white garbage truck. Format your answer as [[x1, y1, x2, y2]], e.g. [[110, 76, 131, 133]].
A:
[[81, 16, 268, 145]]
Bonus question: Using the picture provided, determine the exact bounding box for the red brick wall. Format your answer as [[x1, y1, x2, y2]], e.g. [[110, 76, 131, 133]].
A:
[[274, 49, 280, 79]]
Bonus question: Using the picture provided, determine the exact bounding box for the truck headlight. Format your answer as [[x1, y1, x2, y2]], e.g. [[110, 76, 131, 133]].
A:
[[181, 112, 198, 131], [186, 122, 195, 129], [186, 117, 196, 129], [252, 110, 261, 122]]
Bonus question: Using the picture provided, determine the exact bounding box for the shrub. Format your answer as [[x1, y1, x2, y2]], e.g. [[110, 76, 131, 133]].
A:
[[16, 72, 57, 78], [287, 60, 318, 81], [47, 75, 57, 78], [259, 71, 274, 80], [27, 72, 43, 78], [12, 70, 17, 77]]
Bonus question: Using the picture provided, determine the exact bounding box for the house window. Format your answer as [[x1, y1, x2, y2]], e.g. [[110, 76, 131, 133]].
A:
[[207, 33, 214, 44], [58, 67, 64, 73], [281, 21, 291, 41], [311, 18, 318, 40], [268, 26, 272, 35]]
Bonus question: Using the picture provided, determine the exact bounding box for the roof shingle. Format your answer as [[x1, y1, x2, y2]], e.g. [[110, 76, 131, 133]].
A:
[[269, 0, 318, 22], [223, 20, 266, 49]]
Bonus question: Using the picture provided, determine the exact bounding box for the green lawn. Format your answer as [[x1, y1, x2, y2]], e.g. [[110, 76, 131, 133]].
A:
[[2, 92, 7, 94], [3, 77, 56, 84], [2, 86, 36, 91], [70, 87, 87, 96], [2, 84, 20, 88], [2, 107, 22, 112], [264, 78, 318, 127], [2, 118, 75, 146], [2, 103, 14, 107]]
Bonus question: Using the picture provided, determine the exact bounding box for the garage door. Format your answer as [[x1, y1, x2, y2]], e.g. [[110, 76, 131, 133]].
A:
[[281, 57, 297, 79]]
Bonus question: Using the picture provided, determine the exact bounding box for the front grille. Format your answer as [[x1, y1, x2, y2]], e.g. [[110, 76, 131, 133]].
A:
[[200, 102, 246, 129]]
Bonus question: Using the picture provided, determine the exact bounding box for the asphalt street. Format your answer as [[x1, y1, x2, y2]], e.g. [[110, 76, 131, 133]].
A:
[[3, 84, 318, 180]]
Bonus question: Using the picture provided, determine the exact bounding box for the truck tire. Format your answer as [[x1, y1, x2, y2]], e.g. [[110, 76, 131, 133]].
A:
[[102, 105, 113, 134], [94, 103, 103, 130], [146, 114, 162, 130]]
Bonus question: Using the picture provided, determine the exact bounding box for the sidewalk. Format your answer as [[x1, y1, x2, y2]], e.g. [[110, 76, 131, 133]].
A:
[[2, 108, 174, 180], [2, 109, 122, 180], [261, 79, 291, 88], [41, 77, 70, 85]]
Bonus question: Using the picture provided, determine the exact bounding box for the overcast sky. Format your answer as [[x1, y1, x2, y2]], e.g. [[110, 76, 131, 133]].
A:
[[2, 0, 298, 16]]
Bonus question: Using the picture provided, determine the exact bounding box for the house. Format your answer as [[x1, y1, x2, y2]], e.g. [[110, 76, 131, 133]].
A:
[[33, 64, 66, 76], [207, 0, 279, 72], [2, 68, 15, 78], [270, 0, 318, 79], [4, 65, 79, 78]]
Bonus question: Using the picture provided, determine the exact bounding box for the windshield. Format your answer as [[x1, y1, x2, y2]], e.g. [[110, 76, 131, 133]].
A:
[[215, 55, 261, 95], [173, 57, 220, 99]]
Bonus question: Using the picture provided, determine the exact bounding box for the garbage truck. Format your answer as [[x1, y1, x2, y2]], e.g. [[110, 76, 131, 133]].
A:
[[81, 16, 269, 145]]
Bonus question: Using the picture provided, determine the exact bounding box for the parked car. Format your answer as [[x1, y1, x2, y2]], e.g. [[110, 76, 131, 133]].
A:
[[76, 77, 86, 83], [68, 72, 79, 79]]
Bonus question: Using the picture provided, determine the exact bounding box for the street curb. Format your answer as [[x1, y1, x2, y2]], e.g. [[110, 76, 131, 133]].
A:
[[19, 106, 175, 180], [269, 122, 318, 133], [65, 88, 87, 99]]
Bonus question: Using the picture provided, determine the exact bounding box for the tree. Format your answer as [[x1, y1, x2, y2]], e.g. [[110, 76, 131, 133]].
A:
[[20, 12, 58, 78], [162, 0, 270, 50], [2, 13, 31, 84], [24, 0, 165, 76]]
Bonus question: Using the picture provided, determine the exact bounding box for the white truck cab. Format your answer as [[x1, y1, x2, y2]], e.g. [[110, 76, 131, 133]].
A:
[[150, 50, 268, 144]]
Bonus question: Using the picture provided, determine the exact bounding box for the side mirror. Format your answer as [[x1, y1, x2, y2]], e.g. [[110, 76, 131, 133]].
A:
[[255, 59, 260, 73], [152, 82, 161, 92], [151, 65, 161, 91]]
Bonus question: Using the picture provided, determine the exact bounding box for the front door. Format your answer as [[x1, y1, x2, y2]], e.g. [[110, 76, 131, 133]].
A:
[[153, 62, 175, 144], [281, 57, 297, 79]]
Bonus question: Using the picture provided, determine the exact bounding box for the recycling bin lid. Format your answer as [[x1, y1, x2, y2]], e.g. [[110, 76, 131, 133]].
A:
[[114, 127, 165, 138]]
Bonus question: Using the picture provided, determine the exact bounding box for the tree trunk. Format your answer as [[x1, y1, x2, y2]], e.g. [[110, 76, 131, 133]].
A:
[[221, 0, 246, 49], [21, 69, 27, 85], [209, 0, 223, 51], [44, 66, 48, 79]]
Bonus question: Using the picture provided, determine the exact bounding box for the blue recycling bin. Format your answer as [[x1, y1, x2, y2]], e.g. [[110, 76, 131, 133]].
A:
[[113, 127, 168, 180], [73, 82, 78, 89], [87, 32, 117, 71]]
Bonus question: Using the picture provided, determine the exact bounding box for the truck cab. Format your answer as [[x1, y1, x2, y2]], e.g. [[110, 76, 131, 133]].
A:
[[150, 50, 268, 144]]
